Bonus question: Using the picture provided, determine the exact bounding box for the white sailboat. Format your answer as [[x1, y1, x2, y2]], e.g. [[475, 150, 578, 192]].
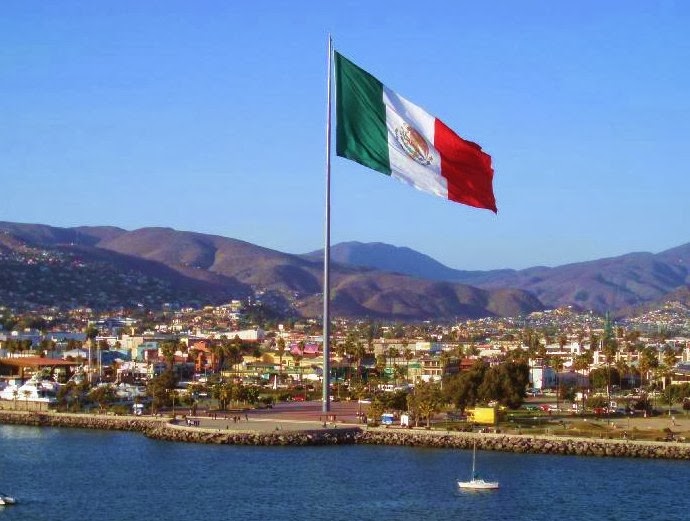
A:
[[457, 441, 499, 490], [0, 493, 16, 506]]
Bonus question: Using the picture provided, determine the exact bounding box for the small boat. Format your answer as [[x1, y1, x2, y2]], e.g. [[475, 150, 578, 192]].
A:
[[0, 494, 16, 505], [457, 441, 499, 490]]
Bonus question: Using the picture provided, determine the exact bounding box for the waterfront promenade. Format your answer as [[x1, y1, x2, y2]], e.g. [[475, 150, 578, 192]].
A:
[[179, 400, 365, 432], [179, 400, 690, 437], [3, 401, 690, 459]]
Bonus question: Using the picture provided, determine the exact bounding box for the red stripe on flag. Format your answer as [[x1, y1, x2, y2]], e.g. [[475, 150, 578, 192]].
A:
[[434, 119, 497, 213]]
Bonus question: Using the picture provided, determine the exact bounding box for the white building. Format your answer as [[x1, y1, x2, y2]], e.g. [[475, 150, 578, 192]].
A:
[[213, 329, 265, 342]]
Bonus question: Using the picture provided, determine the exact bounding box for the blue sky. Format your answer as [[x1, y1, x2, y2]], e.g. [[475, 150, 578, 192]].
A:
[[2, 1, 689, 270]]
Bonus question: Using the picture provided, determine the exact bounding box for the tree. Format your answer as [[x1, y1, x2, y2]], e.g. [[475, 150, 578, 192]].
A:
[[409, 381, 442, 428], [589, 332, 600, 352], [22, 389, 31, 410], [39, 338, 55, 356], [276, 336, 286, 377], [477, 361, 528, 409], [225, 340, 242, 374], [443, 361, 487, 411], [85, 325, 99, 343], [375, 354, 387, 380], [393, 365, 406, 384], [602, 336, 618, 406], [558, 334, 568, 350], [477, 367, 502, 404], [213, 381, 234, 410], [147, 370, 178, 413], [89, 385, 117, 413], [403, 347, 414, 382], [209, 338, 226, 372], [638, 347, 659, 389], [589, 367, 621, 391], [615, 359, 630, 389], [497, 361, 529, 408], [5, 339, 20, 357], [573, 349, 592, 384], [160, 339, 178, 370], [388, 347, 399, 371], [354, 341, 366, 382], [662, 347, 678, 382], [367, 398, 385, 426]]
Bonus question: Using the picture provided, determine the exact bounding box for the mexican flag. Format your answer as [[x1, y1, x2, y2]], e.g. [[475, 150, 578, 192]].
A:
[[335, 52, 497, 213]]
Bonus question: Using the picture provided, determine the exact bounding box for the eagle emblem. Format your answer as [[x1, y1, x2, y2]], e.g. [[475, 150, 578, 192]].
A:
[[394, 123, 433, 166]]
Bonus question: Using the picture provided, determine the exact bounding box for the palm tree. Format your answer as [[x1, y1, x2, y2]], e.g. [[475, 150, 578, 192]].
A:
[[210, 340, 226, 372], [39, 337, 54, 357], [366, 337, 374, 357], [394, 365, 406, 385], [293, 353, 303, 382], [354, 341, 366, 383], [603, 337, 618, 406], [661, 346, 678, 391], [160, 340, 178, 370], [551, 355, 565, 404], [615, 359, 630, 389], [388, 347, 399, 380], [6, 339, 19, 358], [403, 347, 414, 382], [439, 351, 451, 380], [375, 354, 387, 381], [558, 334, 568, 351], [276, 336, 286, 379], [638, 347, 658, 390]]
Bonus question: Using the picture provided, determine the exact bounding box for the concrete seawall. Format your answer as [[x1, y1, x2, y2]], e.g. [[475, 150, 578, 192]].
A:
[[150, 422, 360, 446], [0, 411, 359, 446], [2, 411, 689, 459], [0, 410, 163, 433]]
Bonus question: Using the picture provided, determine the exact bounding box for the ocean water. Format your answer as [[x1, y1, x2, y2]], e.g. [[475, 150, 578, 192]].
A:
[[1, 424, 689, 521]]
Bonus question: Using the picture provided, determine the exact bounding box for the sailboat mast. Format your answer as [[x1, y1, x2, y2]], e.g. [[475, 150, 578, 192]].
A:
[[472, 441, 476, 477]]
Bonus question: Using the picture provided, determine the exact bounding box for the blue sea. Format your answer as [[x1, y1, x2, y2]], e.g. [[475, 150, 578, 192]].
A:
[[1, 424, 689, 521]]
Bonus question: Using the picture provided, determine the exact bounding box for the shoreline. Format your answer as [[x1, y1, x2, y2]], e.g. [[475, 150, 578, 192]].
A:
[[2, 410, 689, 459]]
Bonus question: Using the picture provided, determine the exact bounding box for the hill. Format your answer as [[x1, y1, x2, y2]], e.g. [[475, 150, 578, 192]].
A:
[[0, 222, 542, 320], [308, 241, 690, 314]]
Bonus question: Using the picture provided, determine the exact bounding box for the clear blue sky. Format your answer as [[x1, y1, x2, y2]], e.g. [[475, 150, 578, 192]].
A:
[[2, 1, 689, 270]]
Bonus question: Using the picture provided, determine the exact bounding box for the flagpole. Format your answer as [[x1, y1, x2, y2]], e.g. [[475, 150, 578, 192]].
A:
[[322, 34, 333, 414]]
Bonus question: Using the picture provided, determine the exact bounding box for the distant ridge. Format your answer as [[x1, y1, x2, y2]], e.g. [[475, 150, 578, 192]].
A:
[[304, 241, 513, 285], [0, 222, 542, 320], [2, 221, 685, 318], [306, 240, 690, 314]]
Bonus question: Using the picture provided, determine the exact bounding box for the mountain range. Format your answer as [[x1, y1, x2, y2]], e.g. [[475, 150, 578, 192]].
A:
[[309, 241, 690, 314], [0, 221, 687, 320]]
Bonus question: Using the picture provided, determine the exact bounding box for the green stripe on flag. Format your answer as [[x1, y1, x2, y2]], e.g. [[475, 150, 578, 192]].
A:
[[335, 52, 391, 176]]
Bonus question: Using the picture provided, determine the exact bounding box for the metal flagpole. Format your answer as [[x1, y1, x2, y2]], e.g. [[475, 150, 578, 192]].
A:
[[322, 35, 333, 413]]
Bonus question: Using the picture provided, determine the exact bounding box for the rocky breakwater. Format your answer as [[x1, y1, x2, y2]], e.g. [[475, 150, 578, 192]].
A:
[[145, 422, 362, 446], [357, 428, 690, 460], [0, 410, 162, 433]]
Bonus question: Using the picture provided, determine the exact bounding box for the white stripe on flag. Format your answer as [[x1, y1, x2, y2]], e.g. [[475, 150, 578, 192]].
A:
[[382, 86, 448, 199]]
